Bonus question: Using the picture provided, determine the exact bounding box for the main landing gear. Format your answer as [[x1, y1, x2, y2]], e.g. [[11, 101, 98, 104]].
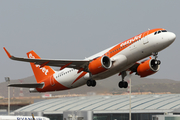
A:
[[118, 71, 128, 88], [86, 72, 96, 87], [87, 80, 96, 87]]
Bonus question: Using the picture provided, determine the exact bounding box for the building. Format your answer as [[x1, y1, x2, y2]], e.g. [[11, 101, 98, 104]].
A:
[[152, 115, 180, 120], [13, 94, 180, 120]]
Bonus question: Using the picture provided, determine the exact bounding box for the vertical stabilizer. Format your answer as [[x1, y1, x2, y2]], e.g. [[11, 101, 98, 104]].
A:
[[27, 51, 55, 83]]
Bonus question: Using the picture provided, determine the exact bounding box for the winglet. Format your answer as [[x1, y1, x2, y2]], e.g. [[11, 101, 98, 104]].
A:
[[3, 47, 12, 58]]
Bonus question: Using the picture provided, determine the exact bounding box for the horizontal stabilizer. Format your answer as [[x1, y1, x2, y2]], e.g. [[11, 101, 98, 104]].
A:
[[8, 83, 44, 88]]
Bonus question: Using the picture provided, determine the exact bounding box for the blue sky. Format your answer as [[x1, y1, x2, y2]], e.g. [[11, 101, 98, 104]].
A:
[[1, 1, 179, 82]]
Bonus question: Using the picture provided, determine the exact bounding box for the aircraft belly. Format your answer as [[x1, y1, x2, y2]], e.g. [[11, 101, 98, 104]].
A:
[[92, 64, 133, 80]]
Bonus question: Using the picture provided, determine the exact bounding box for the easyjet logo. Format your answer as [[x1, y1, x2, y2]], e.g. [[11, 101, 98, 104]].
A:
[[120, 34, 142, 47], [29, 53, 49, 75]]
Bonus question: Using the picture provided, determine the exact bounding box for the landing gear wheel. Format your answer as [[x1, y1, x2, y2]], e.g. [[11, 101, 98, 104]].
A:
[[92, 80, 96, 87], [87, 80, 92, 87], [152, 52, 158, 60], [119, 71, 129, 88], [119, 81, 124, 88], [157, 60, 161, 65], [87, 80, 96, 87], [118, 81, 128, 88]]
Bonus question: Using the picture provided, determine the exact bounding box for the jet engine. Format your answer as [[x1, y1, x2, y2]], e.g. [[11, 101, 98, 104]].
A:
[[136, 59, 160, 77], [88, 56, 112, 75]]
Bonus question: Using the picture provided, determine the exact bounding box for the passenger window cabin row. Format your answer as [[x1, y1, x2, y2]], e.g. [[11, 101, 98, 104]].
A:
[[56, 69, 74, 78], [109, 38, 141, 54]]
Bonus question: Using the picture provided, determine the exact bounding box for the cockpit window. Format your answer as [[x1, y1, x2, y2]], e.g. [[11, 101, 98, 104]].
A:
[[154, 30, 167, 35], [162, 30, 167, 32]]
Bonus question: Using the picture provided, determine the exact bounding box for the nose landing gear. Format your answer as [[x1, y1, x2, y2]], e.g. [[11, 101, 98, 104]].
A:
[[152, 52, 158, 60], [152, 52, 161, 65]]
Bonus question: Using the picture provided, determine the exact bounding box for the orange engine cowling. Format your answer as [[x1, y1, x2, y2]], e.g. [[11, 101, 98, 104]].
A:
[[89, 56, 112, 75], [137, 59, 160, 77]]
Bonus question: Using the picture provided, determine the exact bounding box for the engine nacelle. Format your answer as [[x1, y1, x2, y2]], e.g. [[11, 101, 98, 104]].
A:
[[137, 59, 160, 77], [89, 56, 112, 75]]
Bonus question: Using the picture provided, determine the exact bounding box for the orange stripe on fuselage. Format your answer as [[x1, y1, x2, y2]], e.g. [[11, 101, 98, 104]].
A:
[[36, 75, 69, 92], [72, 72, 87, 85], [106, 28, 165, 58], [38, 71, 87, 92]]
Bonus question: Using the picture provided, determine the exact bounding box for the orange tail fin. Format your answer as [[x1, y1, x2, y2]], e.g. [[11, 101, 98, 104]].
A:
[[27, 51, 55, 83]]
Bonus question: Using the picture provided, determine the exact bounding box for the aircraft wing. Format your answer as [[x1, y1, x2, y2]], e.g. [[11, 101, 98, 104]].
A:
[[8, 83, 44, 88], [3, 47, 90, 70]]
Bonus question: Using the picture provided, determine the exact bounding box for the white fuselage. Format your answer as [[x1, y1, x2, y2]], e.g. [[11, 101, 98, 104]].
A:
[[53, 31, 175, 89]]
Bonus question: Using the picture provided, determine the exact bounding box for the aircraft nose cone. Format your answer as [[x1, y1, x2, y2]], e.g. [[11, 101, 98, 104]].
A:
[[169, 32, 176, 43]]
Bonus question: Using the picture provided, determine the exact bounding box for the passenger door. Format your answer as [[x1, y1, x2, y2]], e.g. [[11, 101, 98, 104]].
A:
[[143, 31, 149, 44], [50, 76, 55, 86]]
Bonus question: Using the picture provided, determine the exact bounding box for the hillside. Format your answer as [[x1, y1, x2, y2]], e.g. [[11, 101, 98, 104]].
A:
[[0, 74, 180, 98]]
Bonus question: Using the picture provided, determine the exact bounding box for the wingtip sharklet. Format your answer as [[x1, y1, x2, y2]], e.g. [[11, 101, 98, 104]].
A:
[[3, 47, 12, 58]]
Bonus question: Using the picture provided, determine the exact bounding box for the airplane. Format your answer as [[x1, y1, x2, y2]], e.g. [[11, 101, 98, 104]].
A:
[[3, 28, 176, 92], [0, 113, 49, 120], [0, 115, 50, 120]]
